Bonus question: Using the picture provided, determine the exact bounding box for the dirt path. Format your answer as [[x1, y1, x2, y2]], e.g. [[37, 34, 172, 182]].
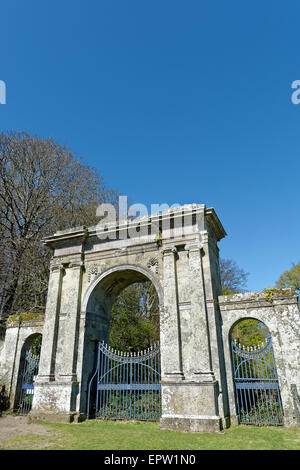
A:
[[0, 415, 53, 446]]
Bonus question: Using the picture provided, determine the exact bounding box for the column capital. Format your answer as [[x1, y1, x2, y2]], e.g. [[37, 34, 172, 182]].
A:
[[184, 242, 203, 253], [50, 263, 65, 273], [200, 230, 209, 244], [69, 260, 84, 269], [161, 246, 177, 256]]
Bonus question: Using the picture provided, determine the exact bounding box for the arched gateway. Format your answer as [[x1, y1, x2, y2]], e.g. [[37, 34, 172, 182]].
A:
[[30, 204, 227, 431], [15, 203, 298, 431]]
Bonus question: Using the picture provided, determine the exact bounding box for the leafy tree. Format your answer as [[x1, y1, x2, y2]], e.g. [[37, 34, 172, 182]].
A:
[[275, 262, 300, 297], [0, 130, 117, 335], [109, 282, 159, 352], [220, 258, 249, 294], [218, 260, 268, 347], [30, 335, 42, 356], [231, 319, 269, 347], [0, 382, 9, 412]]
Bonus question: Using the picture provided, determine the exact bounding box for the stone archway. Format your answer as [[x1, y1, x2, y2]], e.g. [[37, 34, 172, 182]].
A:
[[30, 204, 230, 431], [82, 264, 164, 312]]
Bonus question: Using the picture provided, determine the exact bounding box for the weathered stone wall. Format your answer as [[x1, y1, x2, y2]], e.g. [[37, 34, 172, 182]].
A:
[[0, 316, 44, 409], [219, 290, 300, 427]]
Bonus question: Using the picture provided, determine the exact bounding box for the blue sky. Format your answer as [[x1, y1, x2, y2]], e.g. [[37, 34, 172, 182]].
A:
[[1, 0, 299, 291]]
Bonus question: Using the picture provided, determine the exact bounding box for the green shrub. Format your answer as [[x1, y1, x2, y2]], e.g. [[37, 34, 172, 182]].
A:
[[0, 383, 10, 413]]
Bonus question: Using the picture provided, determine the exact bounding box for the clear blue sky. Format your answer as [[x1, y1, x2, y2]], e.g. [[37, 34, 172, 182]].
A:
[[1, 0, 299, 292]]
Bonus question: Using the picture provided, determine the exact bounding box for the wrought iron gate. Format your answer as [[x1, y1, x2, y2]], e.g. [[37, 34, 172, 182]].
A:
[[19, 351, 40, 414], [231, 336, 283, 425], [87, 342, 161, 421]]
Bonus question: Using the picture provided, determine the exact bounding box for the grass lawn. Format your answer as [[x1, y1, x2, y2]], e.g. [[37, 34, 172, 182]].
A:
[[1, 419, 300, 450]]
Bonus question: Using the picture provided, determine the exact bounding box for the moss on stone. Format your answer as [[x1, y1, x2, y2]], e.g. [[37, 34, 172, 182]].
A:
[[263, 287, 292, 301], [7, 312, 45, 323]]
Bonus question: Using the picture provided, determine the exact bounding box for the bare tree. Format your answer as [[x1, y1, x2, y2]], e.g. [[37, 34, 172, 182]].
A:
[[219, 258, 249, 294], [0, 130, 118, 335]]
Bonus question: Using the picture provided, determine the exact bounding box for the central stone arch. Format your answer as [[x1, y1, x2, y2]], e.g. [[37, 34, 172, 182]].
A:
[[30, 204, 230, 431], [83, 264, 164, 313], [79, 264, 164, 414]]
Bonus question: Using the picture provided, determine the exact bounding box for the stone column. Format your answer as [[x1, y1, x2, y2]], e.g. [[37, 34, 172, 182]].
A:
[[49, 260, 83, 420], [34, 263, 64, 382], [272, 296, 300, 427], [185, 242, 215, 382], [160, 240, 222, 433], [56, 261, 83, 383], [31, 261, 84, 422], [160, 246, 184, 381], [199, 229, 230, 427], [31, 263, 64, 420]]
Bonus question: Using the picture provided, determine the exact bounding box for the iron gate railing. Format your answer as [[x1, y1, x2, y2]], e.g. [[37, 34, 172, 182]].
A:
[[19, 350, 39, 414], [231, 336, 283, 425], [87, 342, 161, 421]]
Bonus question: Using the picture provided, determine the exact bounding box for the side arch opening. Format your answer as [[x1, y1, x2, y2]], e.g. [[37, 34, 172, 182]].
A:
[[15, 333, 42, 414], [229, 318, 283, 426]]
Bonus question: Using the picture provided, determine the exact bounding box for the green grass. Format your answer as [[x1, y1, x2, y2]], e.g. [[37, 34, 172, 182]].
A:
[[1, 420, 300, 450]]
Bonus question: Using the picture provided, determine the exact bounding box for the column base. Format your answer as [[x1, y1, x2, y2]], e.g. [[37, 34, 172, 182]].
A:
[[161, 378, 221, 432], [160, 414, 222, 433], [31, 379, 79, 419], [283, 414, 300, 428]]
